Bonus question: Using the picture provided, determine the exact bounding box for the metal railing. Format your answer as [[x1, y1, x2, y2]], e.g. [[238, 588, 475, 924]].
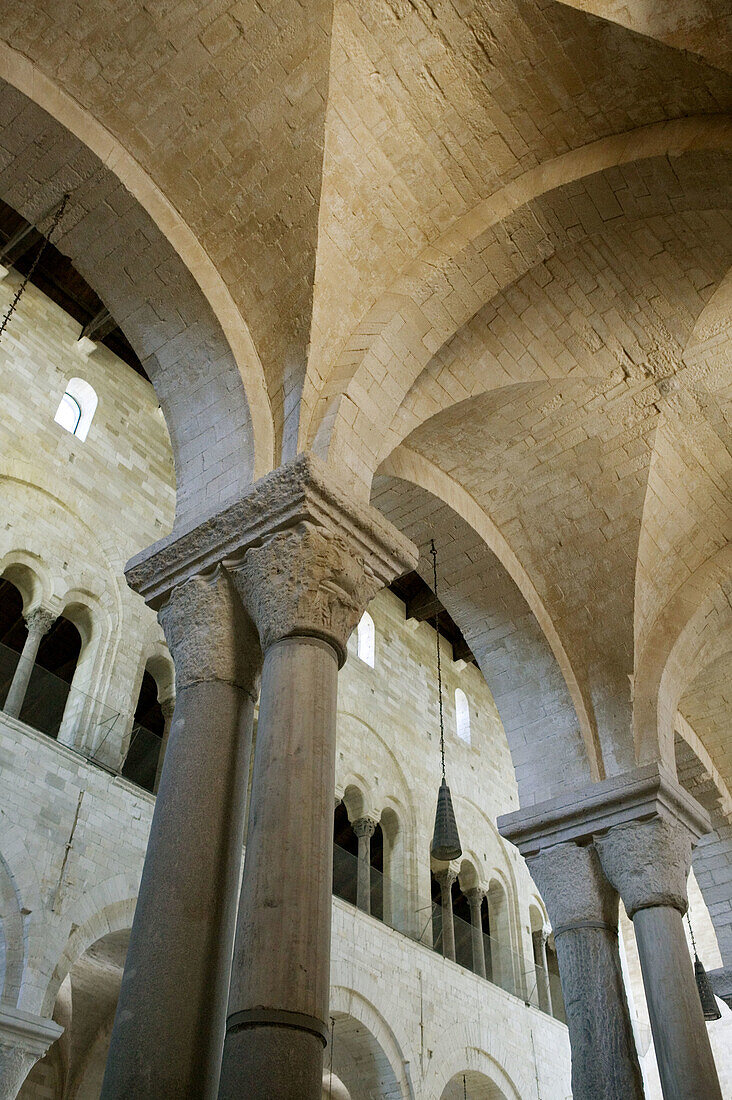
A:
[[333, 843, 565, 1021], [0, 640, 161, 792]]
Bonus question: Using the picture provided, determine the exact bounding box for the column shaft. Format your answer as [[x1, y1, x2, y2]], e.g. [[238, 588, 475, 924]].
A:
[[101, 680, 255, 1099], [219, 636, 339, 1100], [353, 818, 376, 915], [528, 843, 644, 1100], [634, 907, 722, 1100], [435, 871, 456, 962], [153, 695, 175, 795], [595, 816, 723, 1100], [532, 930, 553, 1015], [3, 610, 54, 719], [467, 890, 487, 979]]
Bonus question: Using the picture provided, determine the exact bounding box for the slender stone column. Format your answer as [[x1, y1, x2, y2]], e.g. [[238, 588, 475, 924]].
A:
[[0, 1005, 63, 1099], [3, 607, 55, 719], [152, 694, 175, 795], [101, 568, 261, 1100], [595, 818, 723, 1100], [220, 512, 414, 1100], [466, 887, 487, 978], [532, 928, 553, 1015], [434, 868, 457, 962], [526, 842, 644, 1100], [353, 817, 377, 914]]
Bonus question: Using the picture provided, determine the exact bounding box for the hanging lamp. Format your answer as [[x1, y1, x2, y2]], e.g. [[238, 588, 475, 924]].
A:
[[429, 539, 462, 862], [687, 913, 722, 1021]]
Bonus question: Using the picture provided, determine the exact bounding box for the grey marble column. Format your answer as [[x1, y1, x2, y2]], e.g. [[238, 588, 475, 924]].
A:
[[596, 818, 723, 1100], [152, 694, 175, 795], [532, 928, 553, 1015], [353, 817, 377, 915], [220, 517, 412, 1100], [0, 1005, 62, 1100], [527, 842, 644, 1100], [3, 607, 55, 719], [434, 868, 457, 962], [466, 887, 487, 978], [101, 568, 261, 1100]]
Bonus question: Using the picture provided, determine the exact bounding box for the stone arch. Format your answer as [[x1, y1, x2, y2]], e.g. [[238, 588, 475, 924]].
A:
[[41, 895, 137, 1019], [340, 782, 373, 824], [0, 462, 133, 579], [634, 543, 732, 768], [329, 986, 415, 1100], [0, 851, 25, 1007], [439, 1070, 512, 1100], [370, 470, 596, 806], [0, 77, 258, 526], [0, 40, 273, 480], [0, 556, 51, 610], [424, 1018, 525, 1100]]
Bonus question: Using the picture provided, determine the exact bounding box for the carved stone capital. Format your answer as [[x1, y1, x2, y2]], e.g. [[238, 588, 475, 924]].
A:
[[25, 606, 56, 638], [157, 567, 261, 696], [125, 455, 417, 629], [526, 842, 619, 934], [230, 522, 383, 666], [434, 868, 457, 892], [465, 887, 486, 911], [352, 816, 377, 840], [159, 696, 176, 724], [594, 817, 693, 917]]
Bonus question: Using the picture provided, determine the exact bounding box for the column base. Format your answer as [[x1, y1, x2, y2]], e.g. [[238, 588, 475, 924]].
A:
[[218, 1024, 324, 1100]]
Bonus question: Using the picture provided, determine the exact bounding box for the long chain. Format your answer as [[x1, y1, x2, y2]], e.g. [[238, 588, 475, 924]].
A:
[[328, 1015, 335, 1097], [0, 193, 70, 344], [430, 539, 446, 781], [686, 912, 698, 957], [463, 1074, 468, 1100]]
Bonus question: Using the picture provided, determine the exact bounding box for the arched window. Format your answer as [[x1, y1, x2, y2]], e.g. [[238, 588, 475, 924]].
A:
[[54, 378, 98, 441], [357, 611, 375, 667], [455, 687, 471, 743]]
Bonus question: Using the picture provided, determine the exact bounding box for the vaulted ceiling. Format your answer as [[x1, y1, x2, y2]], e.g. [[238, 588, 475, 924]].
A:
[[1, 0, 730, 803]]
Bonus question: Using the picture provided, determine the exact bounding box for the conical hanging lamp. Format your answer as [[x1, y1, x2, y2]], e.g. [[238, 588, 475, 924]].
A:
[[429, 539, 462, 863], [687, 914, 722, 1021]]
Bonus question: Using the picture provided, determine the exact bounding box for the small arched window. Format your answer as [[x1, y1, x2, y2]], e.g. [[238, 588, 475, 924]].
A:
[[54, 378, 97, 441], [357, 611, 375, 667], [455, 688, 471, 744]]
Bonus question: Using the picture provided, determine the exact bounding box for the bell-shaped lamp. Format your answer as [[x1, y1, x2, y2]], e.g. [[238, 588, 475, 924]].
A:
[[431, 778, 462, 862], [694, 955, 722, 1022]]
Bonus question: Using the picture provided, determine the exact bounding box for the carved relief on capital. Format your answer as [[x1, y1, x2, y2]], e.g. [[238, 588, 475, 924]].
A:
[[594, 817, 693, 917], [352, 817, 378, 840], [434, 867, 458, 892], [25, 607, 56, 638], [230, 521, 383, 665], [157, 567, 261, 695], [526, 842, 619, 931]]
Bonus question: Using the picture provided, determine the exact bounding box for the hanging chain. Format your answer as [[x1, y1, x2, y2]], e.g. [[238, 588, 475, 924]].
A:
[[0, 193, 70, 344], [328, 1015, 335, 1097], [463, 1073, 468, 1100], [430, 539, 446, 781], [686, 912, 699, 958]]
